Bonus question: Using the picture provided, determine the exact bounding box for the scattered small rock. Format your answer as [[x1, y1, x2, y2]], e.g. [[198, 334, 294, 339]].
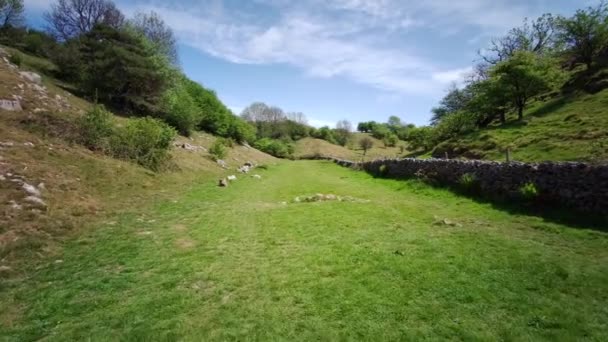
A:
[[22, 183, 41, 197], [9, 200, 22, 210], [217, 160, 228, 169], [219, 178, 229, 187], [252, 174, 262, 179], [24, 196, 47, 209], [227, 175, 237, 181], [23, 142, 34, 147], [0, 265, 12, 274], [54, 260, 63, 264], [433, 216, 462, 227]]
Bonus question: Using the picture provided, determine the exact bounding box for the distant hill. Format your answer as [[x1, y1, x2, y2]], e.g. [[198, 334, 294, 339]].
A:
[[295, 133, 406, 161]]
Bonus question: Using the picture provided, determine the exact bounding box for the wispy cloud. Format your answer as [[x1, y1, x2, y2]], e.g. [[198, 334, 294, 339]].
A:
[[120, 1, 545, 96]]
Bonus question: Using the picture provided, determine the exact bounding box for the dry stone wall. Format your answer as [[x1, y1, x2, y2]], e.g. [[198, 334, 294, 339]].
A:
[[331, 157, 608, 214]]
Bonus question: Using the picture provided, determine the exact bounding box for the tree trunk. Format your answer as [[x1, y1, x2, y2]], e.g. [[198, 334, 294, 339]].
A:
[[518, 106, 524, 121], [500, 111, 506, 124]]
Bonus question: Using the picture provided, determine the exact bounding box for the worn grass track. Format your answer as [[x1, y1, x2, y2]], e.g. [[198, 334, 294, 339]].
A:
[[1, 161, 607, 340]]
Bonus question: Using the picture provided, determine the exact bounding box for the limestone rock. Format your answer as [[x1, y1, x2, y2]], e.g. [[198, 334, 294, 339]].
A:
[[20, 71, 42, 85], [0, 99, 22, 111]]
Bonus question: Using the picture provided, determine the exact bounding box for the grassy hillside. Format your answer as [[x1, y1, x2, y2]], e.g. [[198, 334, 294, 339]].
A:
[[0, 47, 275, 269], [2, 161, 607, 340], [295, 133, 406, 161]]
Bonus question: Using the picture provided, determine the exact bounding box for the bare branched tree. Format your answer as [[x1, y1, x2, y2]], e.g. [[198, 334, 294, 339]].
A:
[[479, 14, 558, 65], [130, 11, 178, 64], [44, 0, 125, 40], [0, 0, 24, 27]]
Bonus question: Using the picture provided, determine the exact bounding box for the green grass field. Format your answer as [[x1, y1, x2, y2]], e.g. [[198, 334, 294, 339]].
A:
[[2, 161, 607, 340]]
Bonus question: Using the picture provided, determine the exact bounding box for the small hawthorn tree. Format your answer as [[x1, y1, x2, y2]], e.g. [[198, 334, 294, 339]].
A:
[[0, 0, 24, 27], [359, 136, 374, 155], [491, 51, 564, 120]]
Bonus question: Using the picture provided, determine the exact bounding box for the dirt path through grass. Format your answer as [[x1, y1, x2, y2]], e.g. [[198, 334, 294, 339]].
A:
[[2, 161, 608, 340]]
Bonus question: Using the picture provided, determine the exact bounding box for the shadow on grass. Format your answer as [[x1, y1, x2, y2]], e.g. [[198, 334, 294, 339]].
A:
[[370, 173, 608, 232], [465, 193, 608, 233]]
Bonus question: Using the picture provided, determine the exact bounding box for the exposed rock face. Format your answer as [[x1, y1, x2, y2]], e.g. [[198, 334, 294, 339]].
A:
[[19, 71, 43, 85], [332, 157, 608, 214], [0, 99, 22, 111]]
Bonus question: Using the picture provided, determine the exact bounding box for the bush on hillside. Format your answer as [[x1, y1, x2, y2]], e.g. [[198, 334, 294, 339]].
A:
[[161, 79, 200, 136], [77, 105, 114, 150], [8, 52, 22, 67], [209, 139, 228, 160], [110, 117, 176, 171], [383, 133, 399, 147], [254, 138, 294, 158]]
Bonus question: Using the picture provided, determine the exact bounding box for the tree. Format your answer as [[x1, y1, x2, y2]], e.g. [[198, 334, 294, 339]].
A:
[[45, 0, 125, 40], [387, 116, 402, 129], [431, 83, 474, 125], [286, 112, 307, 125], [466, 77, 511, 125], [480, 13, 558, 65], [0, 0, 24, 27], [556, 3, 608, 69], [383, 133, 399, 147], [491, 51, 564, 120], [130, 11, 178, 65], [334, 120, 353, 146], [357, 121, 376, 133], [359, 136, 373, 155], [79, 24, 170, 113]]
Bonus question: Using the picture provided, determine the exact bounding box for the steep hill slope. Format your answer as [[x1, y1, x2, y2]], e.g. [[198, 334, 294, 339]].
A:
[[431, 88, 608, 163], [0, 47, 275, 269]]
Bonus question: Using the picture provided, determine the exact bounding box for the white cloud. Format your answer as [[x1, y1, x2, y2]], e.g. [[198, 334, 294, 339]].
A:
[[431, 67, 473, 85], [308, 118, 336, 128], [122, 0, 545, 96]]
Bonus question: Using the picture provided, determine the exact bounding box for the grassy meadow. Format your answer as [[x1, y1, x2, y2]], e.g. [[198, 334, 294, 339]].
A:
[[2, 160, 607, 340]]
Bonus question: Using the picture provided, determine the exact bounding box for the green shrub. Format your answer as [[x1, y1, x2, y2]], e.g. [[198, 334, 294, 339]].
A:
[[519, 182, 539, 200], [161, 81, 201, 136], [110, 117, 176, 171], [458, 173, 480, 194], [379, 164, 388, 176], [8, 52, 22, 67], [209, 139, 228, 160], [77, 105, 114, 150], [383, 133, 399, 147], [254, 138, 294, 158]]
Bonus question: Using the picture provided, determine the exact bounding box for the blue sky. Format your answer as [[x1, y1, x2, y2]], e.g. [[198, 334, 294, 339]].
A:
[[25, 0, 589, 127]]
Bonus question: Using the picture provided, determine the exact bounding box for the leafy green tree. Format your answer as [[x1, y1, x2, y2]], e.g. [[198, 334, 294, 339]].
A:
[[387, 116, 402, 129], [431, 84, 473, 125], [491, 51, 564, 120], [0, 0, 24, 27], [79, 24, 170, 114], [357, 121, 376, 133], [466, 77, 511, 125], [383, 133, 399, 147], [161, 77, 200, 136], [406, 126, 435, 151], [557, 3, 608, 69], [371, 124, 390, 140]]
